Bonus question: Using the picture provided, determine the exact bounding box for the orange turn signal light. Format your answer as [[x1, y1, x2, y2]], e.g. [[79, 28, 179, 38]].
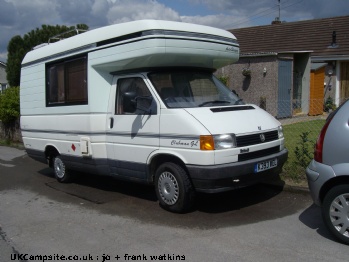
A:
[[200, 135, 214, 150]]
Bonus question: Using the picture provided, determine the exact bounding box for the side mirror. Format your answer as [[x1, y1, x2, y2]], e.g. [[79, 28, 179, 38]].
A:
[[123, 92, 157, 115], [123, 91, 137, 113]]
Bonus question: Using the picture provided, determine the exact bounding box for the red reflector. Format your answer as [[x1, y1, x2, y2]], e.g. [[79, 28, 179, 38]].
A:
[[314, 118, 332, 163]]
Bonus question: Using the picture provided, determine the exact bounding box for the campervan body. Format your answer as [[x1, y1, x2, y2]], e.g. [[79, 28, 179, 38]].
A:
[[20, 20, 288, 212]]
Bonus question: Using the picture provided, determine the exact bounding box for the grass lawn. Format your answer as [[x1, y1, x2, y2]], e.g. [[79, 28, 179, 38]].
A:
[[0, 139, 24, 149], [281, 119, 325, 182]]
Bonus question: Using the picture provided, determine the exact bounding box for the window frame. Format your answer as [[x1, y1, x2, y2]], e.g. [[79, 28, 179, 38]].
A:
[[45, 55, 88, 107]]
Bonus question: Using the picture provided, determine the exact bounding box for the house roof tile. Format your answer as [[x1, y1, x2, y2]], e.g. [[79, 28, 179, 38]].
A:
[[229, 15, 349, 57]]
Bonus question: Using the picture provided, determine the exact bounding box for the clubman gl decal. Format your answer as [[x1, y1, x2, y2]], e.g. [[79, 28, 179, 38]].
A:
[[171, 140, 199, 148]]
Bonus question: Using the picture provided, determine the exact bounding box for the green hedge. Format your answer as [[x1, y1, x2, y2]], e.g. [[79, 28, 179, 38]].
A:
[[0, 86, 20, 123]]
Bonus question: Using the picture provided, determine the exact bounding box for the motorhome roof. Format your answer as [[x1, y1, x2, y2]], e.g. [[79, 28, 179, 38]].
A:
[[22, 20, 238, 66]]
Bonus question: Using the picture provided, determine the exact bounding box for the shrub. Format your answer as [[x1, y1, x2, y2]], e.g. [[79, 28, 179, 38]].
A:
[[218, 75, 229, 86], [294, 131, 314, 168], [324, 96, 336, 112], [0, 86, 20, 123]]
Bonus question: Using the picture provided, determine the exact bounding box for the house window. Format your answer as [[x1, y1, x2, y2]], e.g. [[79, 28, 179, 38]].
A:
[[46, 56, 87, 106]]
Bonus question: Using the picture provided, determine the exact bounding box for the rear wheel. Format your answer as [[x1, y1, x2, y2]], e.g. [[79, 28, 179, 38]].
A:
[[53, 155, 73, 183], [322, 185, 349, 245], [155, 162, 195, 213]]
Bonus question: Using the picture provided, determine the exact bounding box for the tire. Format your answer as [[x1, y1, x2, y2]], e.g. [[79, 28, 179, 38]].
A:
[[155, 162, 195, 213], [53, 155, 73, 183], [322, 185, 349, 245]]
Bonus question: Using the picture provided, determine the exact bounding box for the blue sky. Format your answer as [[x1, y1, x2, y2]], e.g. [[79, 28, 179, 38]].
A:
[[1, 0, 349, 62]]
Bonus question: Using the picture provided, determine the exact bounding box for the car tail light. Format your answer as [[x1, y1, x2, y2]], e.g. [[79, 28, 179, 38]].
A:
[[314, 117, 333, 163]]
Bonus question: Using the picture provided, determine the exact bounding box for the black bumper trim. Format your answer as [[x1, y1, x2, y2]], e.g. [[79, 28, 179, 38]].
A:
[[187, 148, 288, 193]]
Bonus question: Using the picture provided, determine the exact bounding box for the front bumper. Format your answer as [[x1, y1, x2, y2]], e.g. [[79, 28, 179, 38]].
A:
[[187, 148, 288, 193]]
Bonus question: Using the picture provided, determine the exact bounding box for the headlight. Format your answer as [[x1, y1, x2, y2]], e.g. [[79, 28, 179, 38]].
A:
[[200, 134, 236, 150], [214, 134, 236, 149], [278, 126, 284, 139]]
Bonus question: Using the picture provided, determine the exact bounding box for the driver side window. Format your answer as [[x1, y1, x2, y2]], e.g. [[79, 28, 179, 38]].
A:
[[115, 77, 152, 115]]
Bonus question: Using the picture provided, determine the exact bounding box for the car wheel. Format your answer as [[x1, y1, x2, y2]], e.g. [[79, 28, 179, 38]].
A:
[[53, 155, 72, 183], [155, 162, 195, 213], [322, 185, 349, 245]]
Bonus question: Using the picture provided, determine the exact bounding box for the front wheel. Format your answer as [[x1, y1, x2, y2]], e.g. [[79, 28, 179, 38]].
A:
[[53, 155, 73, 183], [155, 162, 195, 213], [322, 185, 349, 245]]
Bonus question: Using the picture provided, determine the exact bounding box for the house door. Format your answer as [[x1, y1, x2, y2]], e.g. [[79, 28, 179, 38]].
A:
[[277, 60, 292, 118], [106, 75, 160, 181], [309, 67, 325, 116]]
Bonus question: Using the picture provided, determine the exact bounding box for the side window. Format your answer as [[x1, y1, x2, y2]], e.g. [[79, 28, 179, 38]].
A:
[[115, 77, 152, 115], [46, 56, 87, 106]]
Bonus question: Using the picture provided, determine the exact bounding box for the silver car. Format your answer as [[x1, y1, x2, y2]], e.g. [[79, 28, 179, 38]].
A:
[[306, 99, 349, 245]]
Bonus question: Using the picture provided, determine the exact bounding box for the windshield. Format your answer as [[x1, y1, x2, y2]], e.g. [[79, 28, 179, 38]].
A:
[[148, 71, 244, 108]]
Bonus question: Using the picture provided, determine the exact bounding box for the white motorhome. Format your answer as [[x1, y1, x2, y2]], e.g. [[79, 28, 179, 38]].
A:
[[20, 20, 288, 213]]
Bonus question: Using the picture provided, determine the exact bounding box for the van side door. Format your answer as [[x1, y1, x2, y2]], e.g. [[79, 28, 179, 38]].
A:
[[106, 75, 160, 181]]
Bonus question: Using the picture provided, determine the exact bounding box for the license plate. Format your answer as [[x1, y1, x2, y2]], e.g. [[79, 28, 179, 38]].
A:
[[254, 159, 277, 173]]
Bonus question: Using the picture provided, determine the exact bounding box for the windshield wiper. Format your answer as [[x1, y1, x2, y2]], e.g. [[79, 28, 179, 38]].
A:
[[234, 98, 244, 105], [198, 100, 231, 107]]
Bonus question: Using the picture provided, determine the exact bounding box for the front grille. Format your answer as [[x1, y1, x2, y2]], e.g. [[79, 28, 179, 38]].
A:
[[236, 130, 279, 147], [238, 146, 280, 162]]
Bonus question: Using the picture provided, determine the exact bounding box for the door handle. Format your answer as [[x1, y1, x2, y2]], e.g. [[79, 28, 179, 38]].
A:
[[109, 117, 114, 129]]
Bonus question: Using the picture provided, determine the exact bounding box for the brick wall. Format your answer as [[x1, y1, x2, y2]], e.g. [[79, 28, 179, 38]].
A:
[[217, 55, 280, 116]]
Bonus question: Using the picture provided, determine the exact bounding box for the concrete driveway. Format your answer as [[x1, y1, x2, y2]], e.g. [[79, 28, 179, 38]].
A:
[[0, 146, 348, 261]]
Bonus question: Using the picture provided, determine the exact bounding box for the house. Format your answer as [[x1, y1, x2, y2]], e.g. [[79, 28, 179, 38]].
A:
[[217, 15, 349, 117], [0, 61, 8, 92]]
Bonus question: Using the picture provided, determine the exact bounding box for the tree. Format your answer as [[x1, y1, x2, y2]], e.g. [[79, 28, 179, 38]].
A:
[[6, 24, 89, 86], [6, 36, 26, 88]]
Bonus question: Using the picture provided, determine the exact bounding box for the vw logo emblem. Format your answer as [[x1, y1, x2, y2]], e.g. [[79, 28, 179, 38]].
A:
[[260, 133, 266, 142]]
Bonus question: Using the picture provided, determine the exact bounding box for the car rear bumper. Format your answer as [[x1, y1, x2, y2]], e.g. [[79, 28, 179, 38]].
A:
[[306, 160, 336, 206]]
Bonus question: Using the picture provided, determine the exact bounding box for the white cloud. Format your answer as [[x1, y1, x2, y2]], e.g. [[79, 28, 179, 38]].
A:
[[92, 0, 109, 16], [181, 13, 250, 29], [106, 0, 181, 24], [8, 0, 61, 29], [0, 52, 8, 63], [1, 0, 348, 62], [0, 0, 16, 26]]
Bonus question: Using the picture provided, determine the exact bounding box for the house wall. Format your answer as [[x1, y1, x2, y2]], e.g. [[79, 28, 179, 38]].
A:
[[0, 63, 7, 92], [324, 64, 338, 105], [217, 55, 279, 116]]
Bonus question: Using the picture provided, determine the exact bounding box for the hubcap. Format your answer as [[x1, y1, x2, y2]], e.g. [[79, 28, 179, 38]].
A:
[[54, 157, 65, 179], [158, 171, 179, 205], [329, 193, 349, 238]]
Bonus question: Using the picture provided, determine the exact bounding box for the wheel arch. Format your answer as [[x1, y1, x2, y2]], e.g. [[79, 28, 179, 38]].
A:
[[44, 144, 60, 168], [147, 153, 189, 183], [319, 176, 349, 204]]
